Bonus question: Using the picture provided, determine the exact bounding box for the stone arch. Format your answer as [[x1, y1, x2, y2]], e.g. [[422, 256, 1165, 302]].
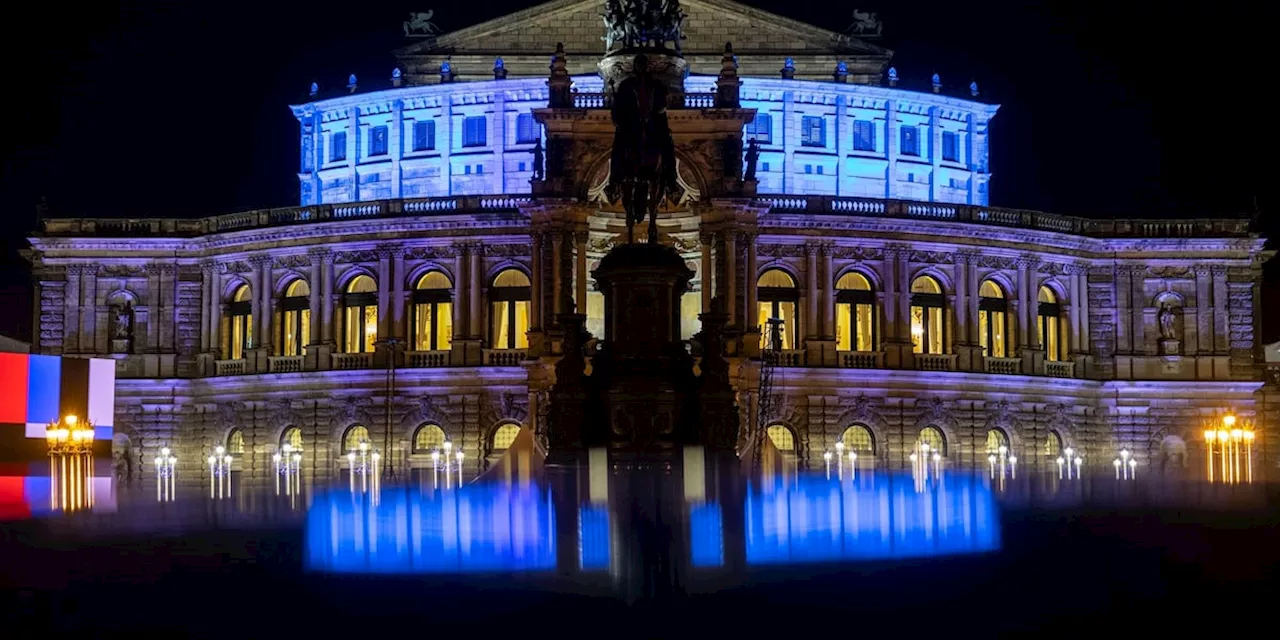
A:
[[486, 261, 532, 286], [406, 262, 457, 291], [764, 421, 800, 453], [912, 397, 959, 455], [908, 267, 955, 294], [1037, 276, 1070, 306], [756, 263, 802, 287], [104, 288, 139, 306], [833, 265, 883, 291], [221, 276, 253, 302], [272, 270, 309, 297], [336, 266, 379, 293], [982, 399, 1024, 451], [978, 272, 1017, 301]]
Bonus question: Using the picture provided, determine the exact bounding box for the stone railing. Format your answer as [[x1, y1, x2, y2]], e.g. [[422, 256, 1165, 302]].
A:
[[267, 355, 304, 374], [915, 353, 957, 371], [753, 195, 1253, 239], [406, 350, 450, 368], [569, 91, 719, 110], [764, 349, 805, 367], [838, 351, 884, 369], [214, 359, 246, 376], [332, 352, 373, 370], [1046, 361, 1076, 379], [984, 357, 1022, 375], [39, 194, 1249, 240], [483, 349, 528, 366]]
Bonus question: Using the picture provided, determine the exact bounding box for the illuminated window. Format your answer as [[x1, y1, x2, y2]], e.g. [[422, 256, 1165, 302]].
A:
[[516, 113, 539, 144], [343, 425, 369, 452], [412, 120, 436, 151], [835, 272, 876, 352], [916, 426, 946, 456], [227, 428, 245, 455], [412, 271, 453, 352], [1045, 430, 1063, 458], [413, 424, 446, 453], [1038, 286, 1065, 362], [745, 113, 772, 144], [804, 164, 812, 174], [492, 424, 521, 450], [766, 425, 795, 451], [942, 131, 959, 162], [840, 424, 875, 455], [909, 276, 946, 355], [368, 125, 389, 156], [757, 269, 798, 350], [330, 131, 347, 162], [462, 116, 487, 147], [281, 427, 303, 451], [900, 126, 920, 156], [801, 116, 826, 147], [490, 269, 531, 350], [978, 280, 1008, 358], [342, 275, 378, 353], [224, 284, 253, 360], [276, 279, 311, 357], [985, 429, 1009, 454], [853, 119, 876, 151]]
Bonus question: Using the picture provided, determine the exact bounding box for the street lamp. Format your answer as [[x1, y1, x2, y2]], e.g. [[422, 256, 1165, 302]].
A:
[[1203, 413, 1256, 484], [208, 445, 233, 498], [374, 336, 403, 481], [346, 440, 380, 495], [46, 414, 95, 455], [835, 440, 845, 481], [1113, 448, 1133, 480], [46, 415, 96, 513], [273, 443, 303, 496], [823, 450, 832, 479], [155, 447, 176, 502]]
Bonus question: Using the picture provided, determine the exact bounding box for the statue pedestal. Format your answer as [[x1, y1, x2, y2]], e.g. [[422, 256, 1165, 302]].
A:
[[110, 339, 131, 355], [1159, 338, 1182, 356]]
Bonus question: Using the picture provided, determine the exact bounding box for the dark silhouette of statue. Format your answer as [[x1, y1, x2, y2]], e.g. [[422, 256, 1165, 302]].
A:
[[607, 53, 681, 244], [743, 137, 760, 181], [532, 138, 545, 181]]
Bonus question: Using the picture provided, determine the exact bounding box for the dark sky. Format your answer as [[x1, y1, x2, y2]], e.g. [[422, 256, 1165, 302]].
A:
[[0, 0, 1273, 342]]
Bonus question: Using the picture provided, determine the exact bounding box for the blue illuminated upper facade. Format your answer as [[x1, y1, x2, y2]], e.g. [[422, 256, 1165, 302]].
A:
[[291, 75, 998, 206]]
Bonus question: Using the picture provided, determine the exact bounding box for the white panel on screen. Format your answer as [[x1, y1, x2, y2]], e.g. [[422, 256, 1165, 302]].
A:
[[88, 358, 116, 431]]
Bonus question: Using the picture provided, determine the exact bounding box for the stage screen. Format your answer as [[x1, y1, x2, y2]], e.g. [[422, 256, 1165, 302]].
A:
[[0, 353, 116, 461]]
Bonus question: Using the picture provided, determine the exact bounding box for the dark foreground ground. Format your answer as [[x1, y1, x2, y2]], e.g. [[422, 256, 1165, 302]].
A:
[[3, 480, 1277, 637]]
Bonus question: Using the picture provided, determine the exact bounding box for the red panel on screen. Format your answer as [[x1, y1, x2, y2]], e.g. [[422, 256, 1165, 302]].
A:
[[0, 477, 30, 520], [0, 353, 29, 424]]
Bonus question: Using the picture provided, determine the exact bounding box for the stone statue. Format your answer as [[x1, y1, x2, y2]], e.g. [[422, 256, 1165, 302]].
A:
[[403, 11, 440, 37], [744, 137, 760, 182], [607, 0, 685, 52], [847, 9, 883, 36], [114, 301, 134, 340], [606, 53, 681, 244], [532, 138, 545, 181], [1158, 303, 1178, 339], [602, 0, 626, 51]]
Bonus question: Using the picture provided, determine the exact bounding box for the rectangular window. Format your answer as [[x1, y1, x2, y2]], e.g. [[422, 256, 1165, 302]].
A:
[[462, 116, 487, 147], [949, 177, 964, 189], [907, 172, 915, 183], [801, 116, 826, 147], [515, 113, 538, 144], [942, 131, 959, 162], [518, 162, 526, 172], [853, 120, 876, 151], [330, 131, 347, 162], [900, 126, 920, 156], [368, 125, 388, 157], [412, 120, 436, 151], [475, 164, 483, 174], [464, 165, 471, 175], [745, 113, 772, 144], [761, 162, 769, 172], [804, 165, 812, 174], [816, 165, 824, 175]]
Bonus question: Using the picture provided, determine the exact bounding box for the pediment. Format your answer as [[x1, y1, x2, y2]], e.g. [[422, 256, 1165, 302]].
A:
[[397, 0, 889, 59]]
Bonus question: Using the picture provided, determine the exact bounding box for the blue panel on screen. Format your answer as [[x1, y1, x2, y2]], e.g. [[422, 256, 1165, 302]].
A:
[[689, 502, 724, 568], [578, 505, 610, 570], [25, 355, 61, 425]]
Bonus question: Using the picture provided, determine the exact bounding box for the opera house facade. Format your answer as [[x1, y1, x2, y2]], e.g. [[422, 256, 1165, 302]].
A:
[[25, 0, 1273, 485]]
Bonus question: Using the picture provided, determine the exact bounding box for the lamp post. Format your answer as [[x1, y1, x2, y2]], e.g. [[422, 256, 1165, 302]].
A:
[[1203, 412, 1256, 484], [823, 450, 832, 479], [273, 443, 303, 496], [208, 445, 233, 498], [374, 337, 403, 480], [346, 439, 380, 495], [154, 448, 176, 502], [46, 415, 96, 512], [835, 440, 845, 480]]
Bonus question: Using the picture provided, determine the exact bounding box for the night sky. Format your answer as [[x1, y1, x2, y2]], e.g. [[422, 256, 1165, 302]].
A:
[[0, 0, 1272, 343]]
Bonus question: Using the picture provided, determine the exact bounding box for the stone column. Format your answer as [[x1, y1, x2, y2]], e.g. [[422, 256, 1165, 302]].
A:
[[928, 106, 942, 201], [885, 100, 898, 200], [321, 254, 336, 346], [451, 245, 468, 363], [1193, 265, 1211, 355], [551, 232, 564, 316], [531, 233, 543, 330], [307, 251, 324, 344], [377, 248, 392, 339], [805, 244, 819, 344], [781, 91, 795, 193], [834, 95, 847, 196], [259, 257, 275, 352], [1016, 258, 1030, 349], [493, 92, 506, 192], [347, 108, 360, 202], [390, 99, 404, 199], [1212, 265, 1228, 354], [391, 248, 406, 340], [146, 264, 162, 353], [700, 233, 713, 313], [1068, 265, 1081, 354], [1077, 263, 1090, 353], [469, 245, 483, 339], [575, 231, 588, 313], [883, 247, 898, 343], [1130, 267, 1146, 355], [745, 233, 759, 328], [82, 268, 98, 354], [725, 231, 737, 328], [966, 254, 981, 344], [821, 244, 835, 339], [199, 263, 212, 353], [65, 265, 82, 353]]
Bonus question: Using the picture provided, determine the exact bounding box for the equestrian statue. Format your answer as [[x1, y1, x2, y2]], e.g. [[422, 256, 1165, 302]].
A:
[[605, 53, 682, 244]]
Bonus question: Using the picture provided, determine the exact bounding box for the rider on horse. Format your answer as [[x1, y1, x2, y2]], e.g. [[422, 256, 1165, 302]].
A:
[[607, 53, 681, 242]]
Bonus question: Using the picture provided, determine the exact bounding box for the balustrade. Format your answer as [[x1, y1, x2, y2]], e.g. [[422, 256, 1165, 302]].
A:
[[838, 351, 884, 369], [984, 357, 1022, 375], [1045, 361, 1076, 379], [215, 359, 246, 376], [483, 349, 528, 366], [915, 354, 957, 372], [268, 355, 304, 374], [406, 350, 450, 368], [331, 352, 373, 370]]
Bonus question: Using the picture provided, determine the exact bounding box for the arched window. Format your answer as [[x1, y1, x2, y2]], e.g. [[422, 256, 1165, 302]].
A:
[[978, 280, 1009, 358], [916, 426, 947, 456], [227, 428, 245, 455], [411, 271, 453, 352], [277, 279, 311, 357], [342, 425, 370, 452], [909, 276, 947, 355], [835, 272, 877, 352], [757, 269, 798, 350], [342, 275, 378, 353], [491, 424, 522, 450], [1044, 430, 1063, 458], [413, 424, 447, 453], [225, 284, 253, 360], [840, 424, 876, 455], [490, 269, 531, 350], [281, 427, 303, 451], [1038, 286, 1064, 362], [766, 424, 795, 451], [985, 428, 1009, 454]]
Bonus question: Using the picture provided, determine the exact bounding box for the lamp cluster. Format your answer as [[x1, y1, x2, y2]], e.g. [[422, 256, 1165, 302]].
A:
[[208, 445, 234, 498], [1203, 413, 1255, 484], [347, 440, 381, 495], [155, 446, 177, 502], [1112, 448, 1137, 480], [431, 440, 465, 489], [1054, 447, 1083, 480], [822, 440, 858, 481], [987, 445, 1017, 481], [273, 443, 303, 496], [910, 441, 943, 491], [45, 414, 95, 455]]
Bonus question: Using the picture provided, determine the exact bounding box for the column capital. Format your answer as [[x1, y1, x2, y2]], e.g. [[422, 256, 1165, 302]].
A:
[[1210, 264, 1228, 276], [248, 255, 274, 269], [954, 250, 980, 265], [375, 244, 403, 260], [804, 242, 819, 257], [65, 264, 84, 277], [307, 248, 333, 265]]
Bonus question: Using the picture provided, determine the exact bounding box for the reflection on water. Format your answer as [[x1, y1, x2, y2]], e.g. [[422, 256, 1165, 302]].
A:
[[305, 483, 556, 574], [1, 456, 115, 520], [747, 473, 999, 565]]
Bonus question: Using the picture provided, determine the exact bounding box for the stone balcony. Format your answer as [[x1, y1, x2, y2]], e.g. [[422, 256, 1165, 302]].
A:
[[35, 195, 1252, 240]]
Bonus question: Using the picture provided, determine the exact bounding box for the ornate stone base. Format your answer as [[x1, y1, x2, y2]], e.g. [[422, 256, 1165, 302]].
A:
[[1159, 338, 1182, 356], [598, 49, 688, 101]]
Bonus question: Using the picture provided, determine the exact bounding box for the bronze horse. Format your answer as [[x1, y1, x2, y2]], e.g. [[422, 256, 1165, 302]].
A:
[[608, 54, 681, 244]]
